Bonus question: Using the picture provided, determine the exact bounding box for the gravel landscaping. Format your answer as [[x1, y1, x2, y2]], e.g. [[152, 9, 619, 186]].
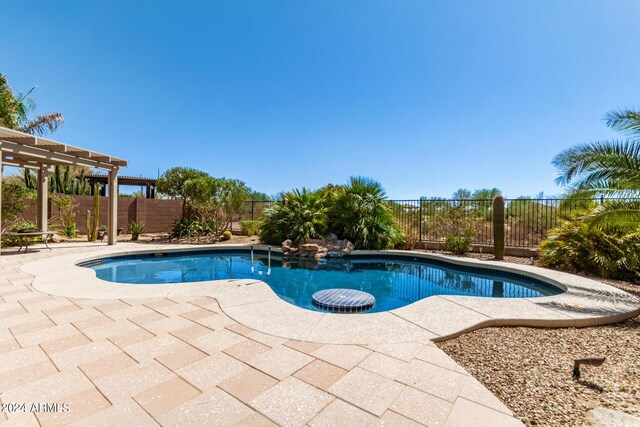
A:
[[436, 253, 640, 427]]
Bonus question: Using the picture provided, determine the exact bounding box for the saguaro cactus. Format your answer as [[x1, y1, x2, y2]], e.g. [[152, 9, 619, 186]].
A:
[[493, 195, 505, 260], [91, 184, 100, 242], [86, 210, 92, 241]]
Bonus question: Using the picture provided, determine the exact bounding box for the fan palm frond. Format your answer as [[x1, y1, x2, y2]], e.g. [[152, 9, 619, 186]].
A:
[[19, 112, 65, 136]]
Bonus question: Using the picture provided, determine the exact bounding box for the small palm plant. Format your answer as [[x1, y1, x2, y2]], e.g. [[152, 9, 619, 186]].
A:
[[260, 189, 328, 244], [553, 109, 640, 229], [129, 222, 145, 241], [329, 177, 405, 250]]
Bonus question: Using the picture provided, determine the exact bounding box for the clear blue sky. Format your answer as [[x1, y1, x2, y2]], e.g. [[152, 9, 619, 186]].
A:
[[2, 1, 639, 199]]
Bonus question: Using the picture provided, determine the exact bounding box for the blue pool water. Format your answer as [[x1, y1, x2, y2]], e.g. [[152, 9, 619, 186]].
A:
[[85, 251, 562, 313]]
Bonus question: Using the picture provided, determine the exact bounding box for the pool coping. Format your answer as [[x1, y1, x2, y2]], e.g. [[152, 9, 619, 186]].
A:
[[21, 243, 640, 345]]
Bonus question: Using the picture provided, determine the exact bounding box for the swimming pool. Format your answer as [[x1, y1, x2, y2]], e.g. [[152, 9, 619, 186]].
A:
[[83, 250, 563, 313]]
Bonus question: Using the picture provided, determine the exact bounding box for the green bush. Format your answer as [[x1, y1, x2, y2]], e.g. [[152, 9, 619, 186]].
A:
[[259, 178, 404, 250], [540, 219, 640, 281], [51, 194, 78, 238], [260, 189, 329, 244], [12, 220, 39, 233], [328, 177, 404, 250], [1, 181, 35, 225], [63, 222, 77, 239], [3, 220, 40, 246], [241, 220, 261, 236], [444, 232, 474, 254], [222, 230, 232, 241]]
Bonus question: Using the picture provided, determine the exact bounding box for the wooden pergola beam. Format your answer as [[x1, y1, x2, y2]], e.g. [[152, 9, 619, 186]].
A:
[[0, 126, 128, 251], [1, 140, 121, 170]]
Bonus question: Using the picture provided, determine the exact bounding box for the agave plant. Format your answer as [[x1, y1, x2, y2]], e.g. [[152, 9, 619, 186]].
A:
[[553, 109, 640, 229]]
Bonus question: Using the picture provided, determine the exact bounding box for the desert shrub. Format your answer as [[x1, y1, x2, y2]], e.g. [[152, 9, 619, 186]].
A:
[[444, 231, 475, 254], [12, 220, 39, 232], [540, 218, 640, 281], [1, 181, 35, 227], [170, 218, 233, 241], [171, 218, 205, 239], [394, 234, 414, 250], [2, 220, 40, 246], [328, 177, 404, 250], [259, 189, 329, 244], [51, 194, 78, 238], [433, 205, 480, 242], [241, 220, 261, 236], [222, 230, 232, 241]]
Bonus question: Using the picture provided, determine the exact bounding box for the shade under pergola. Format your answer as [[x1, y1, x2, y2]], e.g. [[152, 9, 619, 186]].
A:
[[0, 126, 128, 248]]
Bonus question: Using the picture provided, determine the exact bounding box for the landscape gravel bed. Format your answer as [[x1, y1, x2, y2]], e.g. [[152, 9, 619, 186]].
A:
[[437, 262, 640, 427]]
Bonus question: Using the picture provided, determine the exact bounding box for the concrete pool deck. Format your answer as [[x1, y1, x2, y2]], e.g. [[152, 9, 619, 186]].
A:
[[2, 242, 639, 426]]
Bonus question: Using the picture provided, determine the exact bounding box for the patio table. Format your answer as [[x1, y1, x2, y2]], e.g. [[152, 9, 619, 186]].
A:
[[5, 231, 57, 252]]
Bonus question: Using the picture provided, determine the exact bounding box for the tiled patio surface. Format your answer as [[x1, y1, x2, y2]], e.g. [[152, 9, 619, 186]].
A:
[[1, 243, 525, 426]]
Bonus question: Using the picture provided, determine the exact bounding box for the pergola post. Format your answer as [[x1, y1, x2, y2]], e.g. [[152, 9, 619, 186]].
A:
[[0, 155, 3, 258], [108, 167, 119, 245], [37, 165, 48, 232]]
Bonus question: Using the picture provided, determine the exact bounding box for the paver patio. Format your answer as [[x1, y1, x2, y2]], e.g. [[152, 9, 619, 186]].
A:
[[5, 241, 635, 426]]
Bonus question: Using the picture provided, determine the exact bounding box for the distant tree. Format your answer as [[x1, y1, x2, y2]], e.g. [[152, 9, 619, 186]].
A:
[[247, 190, 271, 201], [470, 188, 502, 219], [156, 167, 209, 218], [471, 188, 502, 199], [451, 188, 472, 200], [183, 176, 250, 238]]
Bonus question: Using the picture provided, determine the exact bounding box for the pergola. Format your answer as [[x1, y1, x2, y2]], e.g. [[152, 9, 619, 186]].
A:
[[85, 174, 158, 199], [0, 126, 128, 246]]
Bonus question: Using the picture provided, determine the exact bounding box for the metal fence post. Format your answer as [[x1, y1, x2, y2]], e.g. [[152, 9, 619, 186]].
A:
[[418, 199, 423, 242], [251, 200, 255, 221]]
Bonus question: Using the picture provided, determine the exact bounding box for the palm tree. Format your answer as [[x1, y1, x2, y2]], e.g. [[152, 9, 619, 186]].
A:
[[553, 109, 640, 229], [0, 73, 64, 136]]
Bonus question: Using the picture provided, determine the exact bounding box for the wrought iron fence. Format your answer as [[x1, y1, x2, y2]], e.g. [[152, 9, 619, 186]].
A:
[[237, 197, 632, 248], [238, 200, 274, 222], [388, 197, 624, 248]]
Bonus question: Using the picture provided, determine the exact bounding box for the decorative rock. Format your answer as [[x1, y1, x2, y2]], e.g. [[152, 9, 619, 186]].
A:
[[281, 237, 355, 258], [586, 407, 640, 427], [299, 243, 319, 253], [326, 233, 339, 241]]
